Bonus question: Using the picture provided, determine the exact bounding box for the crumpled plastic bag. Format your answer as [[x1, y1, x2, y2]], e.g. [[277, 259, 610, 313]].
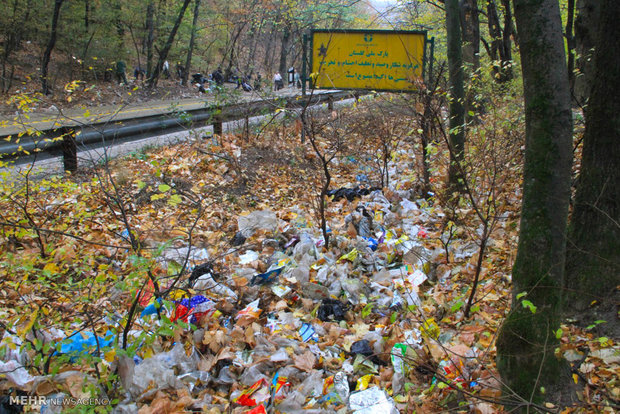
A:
[[238, 210, 279, 237]]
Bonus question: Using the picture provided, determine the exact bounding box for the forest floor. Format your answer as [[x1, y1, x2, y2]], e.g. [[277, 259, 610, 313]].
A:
[[0, 92, 618, 413]]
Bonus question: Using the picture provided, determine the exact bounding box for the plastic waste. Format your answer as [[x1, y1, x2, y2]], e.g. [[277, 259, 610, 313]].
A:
[[250, 267, 283, 285], [215, 365, 236, 385], [128, 344, 197, 396], [241, 365, 268, 386], [237, 210, 278, 238], [233, 378, 270, 406], [327, 186, 375, 202], [236, 299, 262, 323], [230, 231, 246, 246], [0, 360, 35, 387], [59, 330, 115, 360], [239, 250, 260, 264], [349, 387, 398, 414], [193, 273, 238, 300], [317, 298, 347, 321], [299, 323, 319, 342]]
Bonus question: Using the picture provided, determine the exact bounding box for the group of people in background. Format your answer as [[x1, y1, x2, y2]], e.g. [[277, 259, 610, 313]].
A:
[[113, 59, 302, 94]]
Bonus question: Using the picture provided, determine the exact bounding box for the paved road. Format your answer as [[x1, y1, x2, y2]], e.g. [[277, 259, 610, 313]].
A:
[[0, 85, 306, 137]]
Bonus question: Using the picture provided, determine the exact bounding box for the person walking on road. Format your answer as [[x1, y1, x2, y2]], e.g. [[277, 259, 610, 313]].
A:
[[273, 72, 283, 91]]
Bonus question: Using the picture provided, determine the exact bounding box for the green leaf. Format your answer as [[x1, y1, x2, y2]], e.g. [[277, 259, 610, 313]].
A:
[[516, 291, 527, 300], [167, 194, 182, 206], [470, 304, 480, 313], [361, 303, 373, 318], [555, 328, 562, 339], [390, 311, 398, 324], [136, 180, 146, 190], [158, 184, 171, 192], [451, 301, 464, 313], [522, 300, 537, 314]]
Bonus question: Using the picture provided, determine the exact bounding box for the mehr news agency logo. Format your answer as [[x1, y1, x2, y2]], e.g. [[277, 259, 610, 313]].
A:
[[7, 395, 110, 408]]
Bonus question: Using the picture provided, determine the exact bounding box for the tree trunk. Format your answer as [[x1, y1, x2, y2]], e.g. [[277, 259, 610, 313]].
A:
[[500, 0, 514, 80], [148, 0, 192, 87], [496, 0, 573, 406], [446, 0, 465, 194], [146, 1, 155, 78], [573, 0, 600, 106], [278, 27, 290, 77], [487, 0, 513, 82], [566, 0, 576, 97], [41, 0, 64, 95], [182, 0, 200, 86], [565, 0, 620, 314], [459, 0, 480, 116]]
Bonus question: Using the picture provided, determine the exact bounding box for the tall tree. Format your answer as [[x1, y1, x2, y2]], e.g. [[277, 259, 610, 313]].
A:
[[573, 0, 600, 106], [484, 0, 514, 82], [146, 1, 155, 78], [565, 0, 619, 314], [148, 0, 192, 87], [496, 0, 573, 406], [182, 0, 201, 86], [445, 0, 465, 194], [41, 0, 65, 95]]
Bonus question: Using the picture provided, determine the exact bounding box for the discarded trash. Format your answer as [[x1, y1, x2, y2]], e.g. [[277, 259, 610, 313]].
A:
[[317, 298, 347, 321], [299, 323, 319, 342], [230, 231, 246, 246], [356, 374, 373, 391], [0, 360, 34, 387], [236, 299, 262, 324], [349, 386, 398, 413], [251, 267, 283, 285], [59, 331, 115, 360], [238, 210, 279, 237], [239, 250, 259, 264], [233, 378, 270, 406], [327, 186, 375, 202]]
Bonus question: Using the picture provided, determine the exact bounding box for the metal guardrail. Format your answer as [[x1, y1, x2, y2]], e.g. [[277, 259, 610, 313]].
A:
[[0, 90, 358, 171]]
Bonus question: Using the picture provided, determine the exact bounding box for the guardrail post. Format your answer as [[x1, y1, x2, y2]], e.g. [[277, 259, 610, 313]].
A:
[[327, 95, 334, 111], [61, 127, 78, 172]]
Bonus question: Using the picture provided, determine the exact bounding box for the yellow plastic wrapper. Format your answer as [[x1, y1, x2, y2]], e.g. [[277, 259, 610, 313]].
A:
[[355, 374, 373, 391], [338, 248, 358, 262], [421, 317, 440, 340]]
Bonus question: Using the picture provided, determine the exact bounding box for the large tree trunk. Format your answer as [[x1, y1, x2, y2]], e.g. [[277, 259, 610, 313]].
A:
[[573, 0, 600, 106], [496, 0, 573, 406], [182, 0, 201, 86], [146, 1, 155, 78], [445, 0, 465, 194], [148, 0, 192, 87], [278, 27, 290, 77], [41, 0, 64, 95], [565, 0, 619, 316]]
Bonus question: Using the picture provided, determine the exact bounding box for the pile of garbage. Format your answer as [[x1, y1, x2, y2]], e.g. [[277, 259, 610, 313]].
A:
[[1, 178, 486, 413]]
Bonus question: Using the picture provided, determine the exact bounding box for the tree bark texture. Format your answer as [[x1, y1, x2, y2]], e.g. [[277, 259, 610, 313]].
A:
[[146, 1, 155, 78], [460, 0, 480, 116], [486, 0, 513, 82], [565, 0, 620, 312], [445, 0, 465, 193], [182, 0, 201, 86], [279, 27, 290, 77], [41, 0, 64, 95], [148, 0, 192, 87], [496, 0, 573, 405], [573, 0, 600, 106]]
